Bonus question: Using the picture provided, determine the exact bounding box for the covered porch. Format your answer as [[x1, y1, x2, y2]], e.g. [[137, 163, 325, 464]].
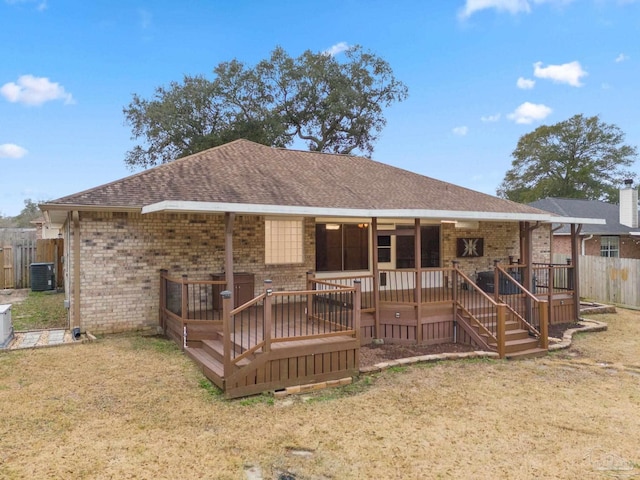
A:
[[156, 212, 584, 398]]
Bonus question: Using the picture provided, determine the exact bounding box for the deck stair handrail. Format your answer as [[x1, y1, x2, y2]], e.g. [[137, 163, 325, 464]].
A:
[[494, 262, 548, 349], [452, 262, 506, 357], [221, 279, 360, 378]]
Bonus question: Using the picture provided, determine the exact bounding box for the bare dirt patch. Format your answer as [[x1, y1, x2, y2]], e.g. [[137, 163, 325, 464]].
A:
[[0, 312, 637, 479], [360, 342, 476, 367]]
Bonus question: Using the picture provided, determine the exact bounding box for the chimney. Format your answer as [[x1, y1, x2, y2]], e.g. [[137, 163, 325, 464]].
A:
[[619, 179, 638, 228]]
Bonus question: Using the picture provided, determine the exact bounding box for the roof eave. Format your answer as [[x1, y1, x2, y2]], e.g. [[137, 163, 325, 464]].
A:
[[140, 200, 603, 223]]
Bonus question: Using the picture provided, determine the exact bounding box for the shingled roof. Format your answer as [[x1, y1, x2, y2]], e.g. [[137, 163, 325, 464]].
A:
[[529, 197, 640, 235], [43, 139, 557, 220]]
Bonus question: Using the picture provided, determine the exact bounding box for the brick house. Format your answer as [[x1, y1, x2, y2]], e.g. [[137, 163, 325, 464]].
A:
[[40, 140, 602, 396], [529, 181, 640, 259]]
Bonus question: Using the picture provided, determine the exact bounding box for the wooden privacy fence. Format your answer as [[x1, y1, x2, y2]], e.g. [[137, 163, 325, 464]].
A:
[[0, 239, 63, 289], [577, 255, 640, 307]]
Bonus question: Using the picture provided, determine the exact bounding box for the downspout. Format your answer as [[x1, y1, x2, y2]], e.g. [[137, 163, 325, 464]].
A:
[[581, 235, 593, 256]]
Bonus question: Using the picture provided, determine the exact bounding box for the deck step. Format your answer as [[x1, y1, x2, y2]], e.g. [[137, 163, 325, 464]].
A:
[[490, 337, 539, 353], [185, 347, 225, 386], [506, 348, 548, 360], [201, 339, 253, 367]]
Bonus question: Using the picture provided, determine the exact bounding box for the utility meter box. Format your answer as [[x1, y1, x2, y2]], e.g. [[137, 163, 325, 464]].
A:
[[0, 304, 13, 348]]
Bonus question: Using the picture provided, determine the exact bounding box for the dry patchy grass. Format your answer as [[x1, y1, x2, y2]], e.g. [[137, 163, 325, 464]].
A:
[[0, 312, 639, 479], [9, 290, 67, 331]]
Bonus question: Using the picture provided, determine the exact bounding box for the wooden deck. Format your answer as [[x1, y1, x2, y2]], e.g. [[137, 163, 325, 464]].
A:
[[160, 268, 577, 398]]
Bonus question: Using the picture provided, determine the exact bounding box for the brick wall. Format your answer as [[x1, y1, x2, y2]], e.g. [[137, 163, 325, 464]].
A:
[[71, 212, 315, 333], [441, 221, 520, 277]]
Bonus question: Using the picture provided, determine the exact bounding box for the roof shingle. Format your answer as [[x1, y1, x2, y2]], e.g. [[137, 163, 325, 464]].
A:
[[46, 139, 547, 216]]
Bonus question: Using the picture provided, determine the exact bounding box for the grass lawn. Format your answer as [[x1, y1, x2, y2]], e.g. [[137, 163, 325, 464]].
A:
[[9, 291, 67, 331], [0, 310, 638, 479]]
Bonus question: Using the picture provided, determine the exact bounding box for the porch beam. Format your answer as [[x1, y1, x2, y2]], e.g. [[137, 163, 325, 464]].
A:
[[224, 212, 235, 306], [414, 218, 422, 343], [72, 210, 80, 331], [571, 224, 582, 321], [371, 217, 381, 341]]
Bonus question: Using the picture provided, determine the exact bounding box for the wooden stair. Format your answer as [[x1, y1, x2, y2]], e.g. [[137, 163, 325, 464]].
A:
[[458, 309, 547, 359], [184, 329, 260, 390]]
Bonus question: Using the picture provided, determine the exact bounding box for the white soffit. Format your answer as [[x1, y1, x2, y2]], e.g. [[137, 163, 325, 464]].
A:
[[140, 200, 605, 224]]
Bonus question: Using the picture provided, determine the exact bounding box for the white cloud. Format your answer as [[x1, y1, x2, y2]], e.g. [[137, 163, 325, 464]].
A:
[[458, 0, 573, 19], [0, 75, 74, 106], [615, 53, 628, 63], [452, 126, 469, 136], [481, 113, 501, 122], [323, 42, 350, 57], [533, 61, 587, 87], [507, 102, 552, 124], [516, 77, 536, 89], [5, 0, 47, 10], [0, 143, 28, 159]]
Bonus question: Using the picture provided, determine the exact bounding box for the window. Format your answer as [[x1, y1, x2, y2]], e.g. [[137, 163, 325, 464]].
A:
[[265, 218, 303, 264], [395, 225, 441, 268], [600, 236, 619, 258], [377, 235, 391, 263], [316, 223, 369, 272]]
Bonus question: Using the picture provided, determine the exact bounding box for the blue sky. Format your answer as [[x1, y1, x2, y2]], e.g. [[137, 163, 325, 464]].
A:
[[1, 0, 639, 216]]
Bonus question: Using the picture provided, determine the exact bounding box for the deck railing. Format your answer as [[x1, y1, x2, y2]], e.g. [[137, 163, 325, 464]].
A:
[[311, 273, 375, 311], [494, 263, 548, 349], [160, 270, 226, 347], [221, 279, 361, 375], [452, 263, 504, 355], [532, 263, 574, 294]]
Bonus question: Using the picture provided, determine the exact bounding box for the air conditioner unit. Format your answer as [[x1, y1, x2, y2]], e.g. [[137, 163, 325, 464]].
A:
[[0, 304, 13, 348], [30, 262, 55, 291]]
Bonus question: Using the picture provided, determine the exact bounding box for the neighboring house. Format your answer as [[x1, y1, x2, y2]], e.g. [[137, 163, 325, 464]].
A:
[[30, 217, 63, 240], [40, 139, 601, 397], [529, 181, 640, 259]]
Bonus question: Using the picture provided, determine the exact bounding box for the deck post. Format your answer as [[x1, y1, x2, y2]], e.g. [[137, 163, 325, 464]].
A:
[[306, 271, 314, 323], [539, 300, 549, 349], [353, 280, 361, 368], [371, 217, 380, 341], [159, 269, 168, 333], [181, 274, 188, 349], [414, 218, 422, 343], [221, 290, 232, 378], [493, 260, 501, 302], [547, 264, 554, 324], [496, 303, 506, 358], [451, 261, 459, 343], [264, 280, 273, 353]]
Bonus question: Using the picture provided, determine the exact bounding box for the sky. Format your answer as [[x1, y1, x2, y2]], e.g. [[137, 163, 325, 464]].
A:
[[1, 0, 639, 216]]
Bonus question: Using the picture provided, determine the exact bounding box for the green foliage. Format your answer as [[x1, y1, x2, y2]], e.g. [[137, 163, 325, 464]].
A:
[[497, 114, 638, 203], [238, 393, 275, 406], [198, 378, 223, 399], [1, 198, 43, 228], [11, 291, 67, 331], [123, 45, 408, 169]]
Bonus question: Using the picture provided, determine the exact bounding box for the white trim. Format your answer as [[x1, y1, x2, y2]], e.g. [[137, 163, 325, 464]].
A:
[[140, 200, 606, 224]]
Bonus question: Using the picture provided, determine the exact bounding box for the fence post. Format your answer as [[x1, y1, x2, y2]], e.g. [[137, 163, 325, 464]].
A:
[[539, 300, 549, 349], [221, 290, 232, 378], [264, 280, 273, 353], [181, 275, 188, 349], [497, 303, 506, 359]]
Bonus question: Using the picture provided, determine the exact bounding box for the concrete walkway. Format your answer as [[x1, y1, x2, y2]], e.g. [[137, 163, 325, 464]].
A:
[[6, 329, 90, 350]]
